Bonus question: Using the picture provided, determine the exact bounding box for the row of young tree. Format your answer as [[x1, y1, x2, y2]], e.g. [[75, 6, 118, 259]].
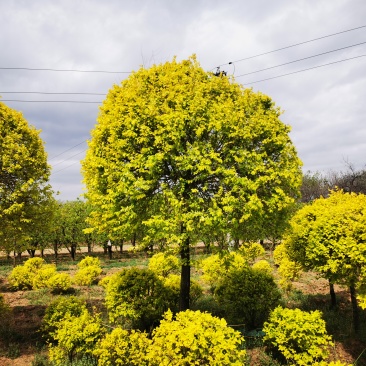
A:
[[0, 197, 105, 262], [2, 166, 365, 263]]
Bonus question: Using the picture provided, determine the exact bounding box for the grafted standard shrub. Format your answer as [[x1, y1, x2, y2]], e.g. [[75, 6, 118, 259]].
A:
[[263, 306, 333, 365], [215, 266, 281, 329], [104, 268, 174, 331], [147, 310, 246, 365]]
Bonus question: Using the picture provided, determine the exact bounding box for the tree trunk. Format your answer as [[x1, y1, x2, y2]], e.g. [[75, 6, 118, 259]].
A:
[[70, 244, 76, 261], [87, 242, 92, 254], [350, 285, 359, 333], [41, 248, 44, 258], [132, 233, 136, 248], [27, 249, 36, 258], [53, 242, 58, 264], [329, 281, 336, 308], [119, 239, 124, 253], [179, 235, 191, 311]]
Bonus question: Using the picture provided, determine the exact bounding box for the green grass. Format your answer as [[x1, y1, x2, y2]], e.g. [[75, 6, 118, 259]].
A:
[[25, 288, 54, 306]]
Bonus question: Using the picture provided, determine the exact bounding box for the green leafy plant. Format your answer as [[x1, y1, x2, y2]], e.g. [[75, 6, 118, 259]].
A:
[[163, 273, 203, 310], [252, 259, 272, 275], [41, 296, 88, 341], [215, 266, 281, 329], [263, 306, 333, 365], [104, 268, 173, 331], [74, 266, 102, 286], [8, 257, 48, 289], [200, 251, 247, 292], [147, 310, 246, 365], [78, 256, 101, 269], [8, 264, 33, 290]]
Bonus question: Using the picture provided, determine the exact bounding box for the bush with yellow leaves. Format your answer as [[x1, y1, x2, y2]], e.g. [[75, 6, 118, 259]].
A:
[[147, 310, 246, 366], [148, 252, 179, 278], [94, 328, 151, 366], [263, 306, 333, 365], [48, 309, 104, 365], [73, 256, 102, 286]]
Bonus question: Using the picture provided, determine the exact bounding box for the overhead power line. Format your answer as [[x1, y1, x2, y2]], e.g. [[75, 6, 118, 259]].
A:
[[0, 91, 105, 95], [52, 160, 81, 175], [3, 52, 366, 104], [235, 40, 366, 78], [1, 24, 365, 76], [1, 100, 100, 104], [244, 53, 366, 85], [216, 24, 366, 68], [51, 149, 87, 167], [49, 140, 87, 161], [0, 67, 130, 74]]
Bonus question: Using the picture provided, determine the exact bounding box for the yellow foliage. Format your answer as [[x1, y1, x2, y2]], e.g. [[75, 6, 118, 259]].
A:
[[147, 310, 246, 365], [94, 327, 151, 366], [252, 259, 272, 275], [148, 252, 179, 278], [264, 306, 333, 365], [48, 310, 104, 365]]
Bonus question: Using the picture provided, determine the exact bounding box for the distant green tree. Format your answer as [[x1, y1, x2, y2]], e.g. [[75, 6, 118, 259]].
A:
[[58, 200, 89, 260], [82, 56, 302, 310]]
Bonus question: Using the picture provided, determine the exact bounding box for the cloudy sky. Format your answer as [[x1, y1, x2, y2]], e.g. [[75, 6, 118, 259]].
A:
[[1, 0, 365, 201]]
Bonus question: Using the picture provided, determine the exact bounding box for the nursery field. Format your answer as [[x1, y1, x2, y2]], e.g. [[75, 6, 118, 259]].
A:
[[0, 247, 366, 366]]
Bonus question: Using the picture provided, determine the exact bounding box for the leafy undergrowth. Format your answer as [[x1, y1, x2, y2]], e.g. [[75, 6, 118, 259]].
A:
[[0, 250, 366, 365]]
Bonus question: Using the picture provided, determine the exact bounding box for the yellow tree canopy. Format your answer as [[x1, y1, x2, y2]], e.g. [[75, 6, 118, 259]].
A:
[[0, 101, 52, 249]]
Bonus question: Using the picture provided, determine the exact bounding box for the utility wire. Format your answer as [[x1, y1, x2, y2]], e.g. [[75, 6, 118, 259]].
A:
[[235, 40, 366, 78], [2, 40, 366, 97], [2, 25, 365, 75], [0, 91, 105, 95], [51, 149, 87, 167], [0, 67, 130, 74], [52, 160, 80, 175], [3, 52, 366, 104], [1, 100, 100, 104], [244, 53, 366, 85], [49, 140, 87, 161], [45, 54, 366, 174], [216, 24, 366, 68]]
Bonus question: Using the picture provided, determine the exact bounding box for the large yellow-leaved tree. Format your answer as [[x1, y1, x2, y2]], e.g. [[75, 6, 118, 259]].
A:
[[82, 56, 302, 310], [0, 101, 53, 257]]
